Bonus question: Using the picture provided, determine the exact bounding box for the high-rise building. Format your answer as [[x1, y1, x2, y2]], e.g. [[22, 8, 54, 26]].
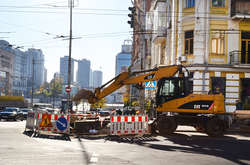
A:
[[12, 49, 27, 96], [89, 69, 93, 89], [92, 70, 103, 88], [77, 59, 90, 89], [115, 41, 132, 76], [60, 56, 74, 85], [44, 68, 47, 83], [25, 49, 45, 89], [0, 40, 46, 97], [53, 72, 61, 79], [113, 41, 132, 103]]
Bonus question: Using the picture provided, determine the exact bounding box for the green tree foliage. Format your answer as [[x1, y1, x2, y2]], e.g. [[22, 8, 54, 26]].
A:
[[49, 77, 63, 98], [36, 82, 51, 96]]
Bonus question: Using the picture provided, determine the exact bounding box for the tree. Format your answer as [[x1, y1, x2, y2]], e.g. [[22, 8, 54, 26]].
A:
[[49, 76, 63, 107], [35, 82, 51, 102]]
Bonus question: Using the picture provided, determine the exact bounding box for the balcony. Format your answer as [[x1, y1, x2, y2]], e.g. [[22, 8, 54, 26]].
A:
[[229, 51, 250, 64], [231, 0, 250, 19]]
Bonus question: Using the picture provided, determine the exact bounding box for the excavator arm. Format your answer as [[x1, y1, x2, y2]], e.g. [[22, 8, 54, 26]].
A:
[[73, 65, 182, 104]]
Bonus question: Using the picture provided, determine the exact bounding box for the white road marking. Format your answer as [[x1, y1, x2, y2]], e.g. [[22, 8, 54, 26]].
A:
[[89, 152, 99, 164]]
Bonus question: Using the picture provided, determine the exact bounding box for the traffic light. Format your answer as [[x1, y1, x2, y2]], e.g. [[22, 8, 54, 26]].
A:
[[128, 7, 136, 28]]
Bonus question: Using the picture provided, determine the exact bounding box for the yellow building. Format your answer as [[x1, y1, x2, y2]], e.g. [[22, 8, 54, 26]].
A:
[[146, 0, 250, 112]]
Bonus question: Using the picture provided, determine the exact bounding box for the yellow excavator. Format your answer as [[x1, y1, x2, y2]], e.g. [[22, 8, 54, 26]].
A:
[[73, 65, 231, 137]]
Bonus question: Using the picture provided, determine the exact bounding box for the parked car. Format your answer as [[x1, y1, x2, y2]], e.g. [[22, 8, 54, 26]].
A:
[[0, 107, 24, 121], [19, 108, 33, 119]]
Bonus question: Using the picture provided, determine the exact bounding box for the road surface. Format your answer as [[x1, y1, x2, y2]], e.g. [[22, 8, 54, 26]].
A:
[[0, 121, 250, 165]]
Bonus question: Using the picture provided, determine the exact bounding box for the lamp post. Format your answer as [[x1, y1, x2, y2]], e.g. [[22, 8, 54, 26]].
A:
[[67, 0, 73, 113]]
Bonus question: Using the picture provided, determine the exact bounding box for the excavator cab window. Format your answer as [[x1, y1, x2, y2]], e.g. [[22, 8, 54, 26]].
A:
[[156, 77, 188, 106]]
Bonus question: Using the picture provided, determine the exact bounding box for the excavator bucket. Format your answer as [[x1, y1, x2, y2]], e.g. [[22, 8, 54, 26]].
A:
[[72, 89, 96, 103]]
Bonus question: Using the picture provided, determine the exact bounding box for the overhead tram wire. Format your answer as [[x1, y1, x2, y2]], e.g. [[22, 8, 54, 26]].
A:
[[0, 19, 60, 38], [0, 10, 128, 16], [6, 29, 239, 49], [0, 9, 235, 21], [0, 5, 128, 12], [0, 5, 233, 15]]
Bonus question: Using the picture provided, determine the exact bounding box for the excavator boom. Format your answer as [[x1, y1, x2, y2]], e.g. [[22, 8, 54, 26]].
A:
[[73, 65, 182, 104]]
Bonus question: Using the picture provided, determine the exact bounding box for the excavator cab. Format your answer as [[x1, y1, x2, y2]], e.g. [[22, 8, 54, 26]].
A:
[[156, 77, 190, 107]]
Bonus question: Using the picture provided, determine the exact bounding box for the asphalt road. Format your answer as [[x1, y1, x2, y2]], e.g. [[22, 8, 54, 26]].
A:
[[0, 121, 250, 165]]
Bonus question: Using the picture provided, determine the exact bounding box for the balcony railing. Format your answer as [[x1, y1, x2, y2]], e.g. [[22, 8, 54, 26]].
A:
[[231, 0, 250, 19], [229, 50, 250, 64]]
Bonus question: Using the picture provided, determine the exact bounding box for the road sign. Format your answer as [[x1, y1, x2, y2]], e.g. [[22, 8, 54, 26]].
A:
[[40, 114, 53, 128], [56, 117, 68, 131], [145, 81, 156, 89], [65, 86, 71, 93]]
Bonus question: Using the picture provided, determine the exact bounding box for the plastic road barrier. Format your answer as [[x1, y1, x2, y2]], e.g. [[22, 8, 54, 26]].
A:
[[110, 115, 149, 136], [25, 112, 36, 132], [36, 113, 70, 134], [25, 112, 70, 136]]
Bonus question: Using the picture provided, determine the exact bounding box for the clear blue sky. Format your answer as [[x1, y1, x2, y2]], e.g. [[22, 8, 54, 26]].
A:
[[0, 0, 132, 83]]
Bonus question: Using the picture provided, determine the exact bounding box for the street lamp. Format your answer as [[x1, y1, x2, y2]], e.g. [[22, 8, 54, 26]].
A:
[[67, 0, 73, 113]]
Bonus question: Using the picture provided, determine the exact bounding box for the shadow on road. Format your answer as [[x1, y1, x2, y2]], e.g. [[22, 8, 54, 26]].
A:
[[23, 131, 71, 141], [138, 133, 250, 165], [76, 134, 108, 140], [77, 136, 91, 165]]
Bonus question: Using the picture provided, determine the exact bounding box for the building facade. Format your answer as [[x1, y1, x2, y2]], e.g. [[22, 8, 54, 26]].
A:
[[44, 68, 47, 83], [77, 59, 90, 89], [0, 40, 29, 96], [115, 41, 132, 76], [113, 41, 132, 103], [137, 0, 250, 112], [25, 49, 45, 89], [12, 49, 28, 96], [0, 47, 14, 96], [0, 40, 47, 97], [92, 70, 103, 88], [60, 56, 75, 85]]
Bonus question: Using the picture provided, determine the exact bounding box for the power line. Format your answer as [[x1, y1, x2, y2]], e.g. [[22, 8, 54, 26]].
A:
[[0, 10, 128, 16], [0, 5, 232, 15], [0, 9, 235, 21], [0, 5, 128, 12], [0, 6, 234, 15], [0, 19, 60, 37]]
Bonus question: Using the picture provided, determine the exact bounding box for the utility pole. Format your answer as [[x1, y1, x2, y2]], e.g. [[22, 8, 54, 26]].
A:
[[53, 74, 55, 109], [31, 57, 34, 107], [67, 0, 73, 113]]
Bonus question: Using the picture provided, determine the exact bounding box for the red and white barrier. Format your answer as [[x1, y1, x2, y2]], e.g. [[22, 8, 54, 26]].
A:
[[35, 113, 70, 135], [110, 115, 149, 135]]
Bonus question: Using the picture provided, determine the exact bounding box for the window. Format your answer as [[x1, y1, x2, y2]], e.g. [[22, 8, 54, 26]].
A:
[[184, 31, 194, 55], [211, 32, 225, 55], [185, 0, 195, 8], [212, 0, 225, 7], [156, 78, 186, 105]]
